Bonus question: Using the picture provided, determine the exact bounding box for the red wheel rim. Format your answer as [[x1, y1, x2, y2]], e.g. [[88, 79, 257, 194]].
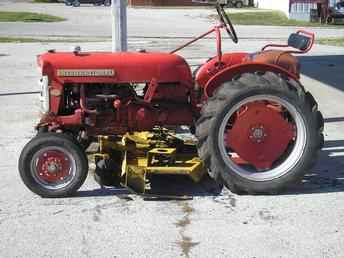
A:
[[218, 95, 306, 182], [36, 150, 71, 182], [226, 101, 295, 170], [31, 147, 76, 189]]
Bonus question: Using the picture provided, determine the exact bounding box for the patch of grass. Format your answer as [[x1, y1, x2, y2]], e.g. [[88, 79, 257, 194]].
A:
[[33, 0, 59, 2], [219, 10, 336, 27], [318, 37, 344, 47], [0, 37, 106, 43], [0, 37, 39, 43], [0, 11, 65, 22]]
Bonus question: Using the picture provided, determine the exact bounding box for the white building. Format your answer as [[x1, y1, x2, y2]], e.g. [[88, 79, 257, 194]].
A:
[[254, 0, 339, 21], [254, 0, 290, 16]]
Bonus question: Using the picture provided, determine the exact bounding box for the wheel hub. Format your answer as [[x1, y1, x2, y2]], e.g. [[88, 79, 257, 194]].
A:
[[36, 150, 71, 183], [250, 125, 267, 143], [47, 163, 59, 173], [226, 102, 295, 170]]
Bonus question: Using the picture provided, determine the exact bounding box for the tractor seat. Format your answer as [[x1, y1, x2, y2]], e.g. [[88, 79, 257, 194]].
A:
[[246, 50, 300, 75], [245, 31, 314, 76]]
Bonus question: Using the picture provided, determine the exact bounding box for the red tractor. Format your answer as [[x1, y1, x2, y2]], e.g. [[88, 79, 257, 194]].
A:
[[19, 3, 324, 197]]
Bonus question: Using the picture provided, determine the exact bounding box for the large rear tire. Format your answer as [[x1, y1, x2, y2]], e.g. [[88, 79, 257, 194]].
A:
[[19, 133, 88, 197], [196, 72, 324, 194]]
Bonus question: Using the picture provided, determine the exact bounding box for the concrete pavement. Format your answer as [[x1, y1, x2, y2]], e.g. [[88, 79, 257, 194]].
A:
[[0, 39, 344, 257], [1, 1, 344, 257]]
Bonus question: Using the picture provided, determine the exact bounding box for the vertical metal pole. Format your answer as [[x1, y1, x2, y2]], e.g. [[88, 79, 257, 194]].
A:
[[112, 0, 127, 52]]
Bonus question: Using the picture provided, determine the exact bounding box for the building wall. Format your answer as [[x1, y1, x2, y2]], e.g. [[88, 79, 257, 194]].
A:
[[254, 0, 290, 16], [128, 0, 203, 6], [255, 0, 340, 21], [128, 0, 253, 7], [289, 2, 318, 21], [289, 0, 339, 21]]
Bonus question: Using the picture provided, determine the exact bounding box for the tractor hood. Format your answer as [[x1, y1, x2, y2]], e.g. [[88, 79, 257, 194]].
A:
[[38, 51, 192, 85]]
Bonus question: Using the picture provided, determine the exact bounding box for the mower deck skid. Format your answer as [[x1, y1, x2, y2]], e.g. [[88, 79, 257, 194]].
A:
[[94, 130, 207, 193]]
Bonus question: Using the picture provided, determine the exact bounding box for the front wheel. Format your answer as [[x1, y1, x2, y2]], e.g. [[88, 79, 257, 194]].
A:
[[235, 1, 244, 8], [72, 0, 80, 7], [326, 16, 333, 24], [19, 133, 88, 197], [104, 0, 111, 6], [196, 72, 324, 194], [226, 2, 234, 8]]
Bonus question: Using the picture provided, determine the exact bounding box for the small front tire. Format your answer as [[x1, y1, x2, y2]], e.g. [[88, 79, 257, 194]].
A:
[[19, 133, 88, 197]]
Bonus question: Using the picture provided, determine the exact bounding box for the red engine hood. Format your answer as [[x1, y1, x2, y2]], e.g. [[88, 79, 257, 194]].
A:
[[38, 51, 192, 85]]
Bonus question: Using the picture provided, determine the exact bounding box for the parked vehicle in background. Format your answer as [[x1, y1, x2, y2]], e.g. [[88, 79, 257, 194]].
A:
[[64, 0, 111, 7], [327, 0, 344, 23], [194, 0, 249, 8], [227, 0, 248, 8]]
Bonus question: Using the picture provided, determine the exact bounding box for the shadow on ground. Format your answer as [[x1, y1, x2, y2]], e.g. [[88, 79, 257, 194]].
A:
[[75, 187, 132, 198], [78, 136, 344, 198], [76, 116, 344, 198], [286, 139, 344, 195], [78, 138, 344, 198], [76, 174, 222, 200], [300, 55, 344, 92]]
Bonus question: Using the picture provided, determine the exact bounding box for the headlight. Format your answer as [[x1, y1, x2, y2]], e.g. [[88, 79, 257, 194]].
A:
[[39, 75, 50, 113]]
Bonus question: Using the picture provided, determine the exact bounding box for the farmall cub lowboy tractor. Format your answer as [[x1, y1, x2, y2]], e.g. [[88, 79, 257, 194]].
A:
[[19, 1, 324, 197]]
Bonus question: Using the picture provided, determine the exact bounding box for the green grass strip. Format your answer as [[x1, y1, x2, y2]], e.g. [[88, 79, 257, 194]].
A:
[[223, 11, 340, 27], [0, 11, 65, 22], [33, 0, 59, 3], [0, 37, 108, 43], [318, 37, 344, 47]]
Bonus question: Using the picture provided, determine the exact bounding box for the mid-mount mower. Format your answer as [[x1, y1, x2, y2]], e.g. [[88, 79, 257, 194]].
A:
[[19, 1, 324, 197]]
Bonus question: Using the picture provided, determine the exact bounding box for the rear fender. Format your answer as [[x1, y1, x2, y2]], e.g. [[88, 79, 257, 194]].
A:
[[204, 62, 299, 98]]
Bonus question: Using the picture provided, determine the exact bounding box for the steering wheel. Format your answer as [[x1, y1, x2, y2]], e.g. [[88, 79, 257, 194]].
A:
[[216, 4, 239, 44]]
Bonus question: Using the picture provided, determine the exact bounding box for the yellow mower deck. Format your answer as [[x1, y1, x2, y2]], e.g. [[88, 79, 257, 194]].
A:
[[94, 130, 207, 193]]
